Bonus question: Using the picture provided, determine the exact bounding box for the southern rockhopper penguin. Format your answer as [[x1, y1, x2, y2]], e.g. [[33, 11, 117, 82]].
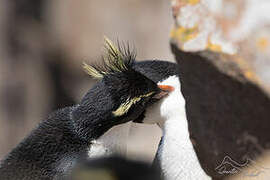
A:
[[141, 75, 211, 179], [0, 38, 172, 180]]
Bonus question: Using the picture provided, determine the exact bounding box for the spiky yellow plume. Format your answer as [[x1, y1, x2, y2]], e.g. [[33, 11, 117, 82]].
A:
[[82, 62, 104, 79], [103, 36, 129, 72], [83, 37, 135, 79]]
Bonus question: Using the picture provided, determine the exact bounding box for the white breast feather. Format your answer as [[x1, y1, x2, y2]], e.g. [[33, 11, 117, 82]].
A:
[[151, 75, 211, 180]]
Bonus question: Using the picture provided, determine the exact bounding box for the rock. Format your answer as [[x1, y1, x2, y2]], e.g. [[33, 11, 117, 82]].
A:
[[170, 0, 270, 179]]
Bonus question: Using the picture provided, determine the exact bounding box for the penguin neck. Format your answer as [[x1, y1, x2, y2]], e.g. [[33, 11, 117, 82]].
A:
[[71, 81, 117, 141], [156, 76, 210, 180], [159, 110, 189, 145], [71, 104, 113, 141], [158, 105, 210, 180]]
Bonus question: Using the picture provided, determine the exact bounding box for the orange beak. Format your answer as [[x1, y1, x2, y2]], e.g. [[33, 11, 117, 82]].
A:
[[153, 85, 175, 99], [158, 85, 175, 92]]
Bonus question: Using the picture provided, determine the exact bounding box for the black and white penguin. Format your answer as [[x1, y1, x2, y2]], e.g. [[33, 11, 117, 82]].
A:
[[139, 67, 211, 179], [0, 38, 172, 180]]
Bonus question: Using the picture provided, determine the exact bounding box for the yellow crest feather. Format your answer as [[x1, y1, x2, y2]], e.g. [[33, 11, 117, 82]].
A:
[[112, 92, 154, 116], [83, 36, 135, 78], [82, 62, 104, 79], [103, 36, 129, 72]]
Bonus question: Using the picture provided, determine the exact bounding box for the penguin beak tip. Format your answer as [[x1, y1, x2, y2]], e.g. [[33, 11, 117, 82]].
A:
[[153, 85, 175, 99], [158, 85, 175, 92]]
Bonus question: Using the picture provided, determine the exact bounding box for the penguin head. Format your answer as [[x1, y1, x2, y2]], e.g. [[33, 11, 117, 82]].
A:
[[74, 38, 174, 138], [131, 61, 180, 124], [134, 74, 185, 126]]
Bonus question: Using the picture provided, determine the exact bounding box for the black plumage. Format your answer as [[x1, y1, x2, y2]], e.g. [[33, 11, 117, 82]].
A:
[[133, 60, 179, 83]]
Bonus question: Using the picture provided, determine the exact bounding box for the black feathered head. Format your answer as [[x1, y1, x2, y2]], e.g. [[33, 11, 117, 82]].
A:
[[74, 37, 174, 139], [83, 37, 173, 117]]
